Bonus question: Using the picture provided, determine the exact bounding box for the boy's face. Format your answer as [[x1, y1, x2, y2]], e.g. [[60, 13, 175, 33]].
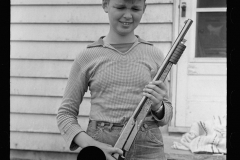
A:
[[103, 0, 146, 37]]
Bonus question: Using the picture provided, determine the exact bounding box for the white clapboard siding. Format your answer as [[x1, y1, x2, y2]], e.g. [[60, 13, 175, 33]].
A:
[[10, 150, 78, 160], [11, 0, 173, 5], [11, 24, 172, 42], [10, 0, 174, 155], [10, 96, 91, 115], [10, 41, 89, 60], [10, 41, 171, 60], [11, 5, 172, 23], [11, 131, 80, 153], [11, 113, 89, 133], [11, 59, 73, 78], [10, 77, 91, 97]]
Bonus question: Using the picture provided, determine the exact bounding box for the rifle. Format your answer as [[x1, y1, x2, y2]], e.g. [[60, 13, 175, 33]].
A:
[[112, 19, 193, 159]]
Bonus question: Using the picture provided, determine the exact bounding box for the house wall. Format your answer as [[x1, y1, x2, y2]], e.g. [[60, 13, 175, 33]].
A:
[[10, 0, 174, 159]]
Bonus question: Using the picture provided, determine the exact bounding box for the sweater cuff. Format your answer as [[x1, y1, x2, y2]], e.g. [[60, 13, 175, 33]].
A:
[[61, 124, 85, 151], [151, 102, 164, 121], [150, 101, 172, 126]]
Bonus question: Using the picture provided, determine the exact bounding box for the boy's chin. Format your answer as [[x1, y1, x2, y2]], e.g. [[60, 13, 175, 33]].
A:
[[116, 28, 135, 36]]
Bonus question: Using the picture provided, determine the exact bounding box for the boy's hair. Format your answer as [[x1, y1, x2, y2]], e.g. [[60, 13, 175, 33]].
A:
[[103, 0, 146, 4]]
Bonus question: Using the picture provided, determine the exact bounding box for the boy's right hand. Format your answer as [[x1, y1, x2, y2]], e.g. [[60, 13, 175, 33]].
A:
[[94, 141, 123, 160], [74, 131, 123, 160]]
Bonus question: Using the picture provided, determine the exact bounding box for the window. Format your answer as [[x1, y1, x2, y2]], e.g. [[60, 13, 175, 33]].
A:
[[195, 0, 226, 58]]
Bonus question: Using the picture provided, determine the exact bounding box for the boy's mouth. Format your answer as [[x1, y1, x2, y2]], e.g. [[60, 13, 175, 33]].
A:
[[119, 21, 133, 26]]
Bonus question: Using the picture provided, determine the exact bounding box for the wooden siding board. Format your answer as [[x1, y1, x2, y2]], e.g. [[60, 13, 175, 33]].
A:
[[11, 5, 172, 23], [11, 41, 171, 60], [11, 24, 172, 42], [11, 59, 72, 78], [10, 77, 91, 97], [10, 96, 91, 115], [11, 150, 78, 160], [11, 0, 173, 5], [10, 113, 89, 133], [11, 131, 79, 152], [11, 77, 66, 96], [10, 41, 88, 60]]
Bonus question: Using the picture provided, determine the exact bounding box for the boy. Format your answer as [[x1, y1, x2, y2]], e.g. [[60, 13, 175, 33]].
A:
[[57, 0, 173, 159]]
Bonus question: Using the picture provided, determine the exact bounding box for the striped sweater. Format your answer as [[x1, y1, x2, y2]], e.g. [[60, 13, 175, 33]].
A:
[[57, 36, 173, 150]]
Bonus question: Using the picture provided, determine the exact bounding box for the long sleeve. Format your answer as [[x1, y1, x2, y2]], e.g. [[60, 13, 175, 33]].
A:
[[56, 55, 89, 151], [150, 97, 173, 127]]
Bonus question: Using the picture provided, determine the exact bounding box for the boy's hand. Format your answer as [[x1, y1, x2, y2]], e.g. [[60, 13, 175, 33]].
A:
[[143, 80, 167, 111], [95, 141, 123, 160], [74, 131, 123, 160]]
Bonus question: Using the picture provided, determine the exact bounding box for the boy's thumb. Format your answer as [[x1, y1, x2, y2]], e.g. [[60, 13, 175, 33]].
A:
[[114, 147, 123, 155]]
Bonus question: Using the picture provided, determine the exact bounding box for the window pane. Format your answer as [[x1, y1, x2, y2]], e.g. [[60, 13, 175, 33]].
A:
[[197, 0, 226, 8], [195, 12, 226, 58]]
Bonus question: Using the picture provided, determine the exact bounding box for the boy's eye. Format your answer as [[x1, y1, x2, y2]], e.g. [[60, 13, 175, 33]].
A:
[[114, 6, 141, 11], [116, 7, 125, 10], [132, 8, 140, 11], [114, 6, 125, 10]]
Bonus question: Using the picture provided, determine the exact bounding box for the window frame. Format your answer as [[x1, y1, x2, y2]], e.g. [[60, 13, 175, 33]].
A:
[[189, 1, 227, 63]]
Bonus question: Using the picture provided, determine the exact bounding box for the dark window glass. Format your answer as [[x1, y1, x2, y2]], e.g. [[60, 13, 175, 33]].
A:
[[195, 12, 226, 57], [197, 0, 226, 8]]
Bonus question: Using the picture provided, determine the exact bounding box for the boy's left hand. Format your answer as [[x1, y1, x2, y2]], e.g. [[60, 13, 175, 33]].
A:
[[143, 80, 167, 111]]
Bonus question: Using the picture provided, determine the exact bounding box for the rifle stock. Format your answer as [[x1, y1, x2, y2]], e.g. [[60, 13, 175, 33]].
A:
[[112, 19, 193, 160]]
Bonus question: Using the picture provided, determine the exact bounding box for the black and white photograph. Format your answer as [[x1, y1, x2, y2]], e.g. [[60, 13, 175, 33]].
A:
[[10, 0, 227, 160]]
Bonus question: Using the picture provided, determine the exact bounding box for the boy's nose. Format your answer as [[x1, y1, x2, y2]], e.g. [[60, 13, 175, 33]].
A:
[[123, 11, 132, 19]]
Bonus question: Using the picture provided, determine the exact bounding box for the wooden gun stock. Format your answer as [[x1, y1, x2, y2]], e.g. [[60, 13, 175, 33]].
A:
[[112, 19, 193, 160]]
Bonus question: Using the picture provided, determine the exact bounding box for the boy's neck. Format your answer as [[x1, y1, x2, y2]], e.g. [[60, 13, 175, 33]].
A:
[[103, 32, 138, 44]]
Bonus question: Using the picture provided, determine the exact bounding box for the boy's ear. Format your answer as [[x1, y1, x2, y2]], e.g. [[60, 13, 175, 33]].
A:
[[102, 0, 109, 13]]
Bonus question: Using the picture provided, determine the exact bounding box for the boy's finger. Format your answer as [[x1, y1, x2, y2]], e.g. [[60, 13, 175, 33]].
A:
[[144, 84, 163, 94], [152, 80, 164, 86], [110, 148, 124, 160], [152, 81, 167, 90], [113, 148, 123, 155], [143, 88, 159, 97], [143, 92, 158, 103]]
